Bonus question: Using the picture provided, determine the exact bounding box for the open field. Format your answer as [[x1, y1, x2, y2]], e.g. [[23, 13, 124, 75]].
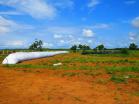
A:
[[0, 51, 139, 104]]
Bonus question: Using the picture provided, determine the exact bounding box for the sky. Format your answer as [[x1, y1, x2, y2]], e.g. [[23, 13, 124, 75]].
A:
[[0, 0, 139, 49]]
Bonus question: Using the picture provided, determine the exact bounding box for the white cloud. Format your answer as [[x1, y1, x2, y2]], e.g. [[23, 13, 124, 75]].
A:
[[0, 16, 34, 35], [0, 0, 75, 19], [4, 40, 25, 47], [0, 0, 56, 19], [124, 0, 136, 5], [57, 39, 70, 47], [60, 40, 65, 43], [129, 32, 138, 42], [0, 11, 22, 15], [46, 26, 79, 34], [78, 38, 83, 41], [53, 33, 74, 42], [132, 16, 139, 28], [92, 23, 110, 29], [53, 34, 63, 39], [0, 16, 17, 34], [0, 26, 10, 34], [71, 41, 81, 45], [88, 0, 100, 8], [68, 35, 73, 38], [88, 40, 93, 43], [11, 40, 24, 46], [0, 16, 16, 26], [83, 29, 95, 37], [43, 42, 53, 48], [58, 37, 80, 46]]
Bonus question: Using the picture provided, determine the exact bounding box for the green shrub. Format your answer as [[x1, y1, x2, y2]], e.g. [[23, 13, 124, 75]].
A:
[[120, 48, 129, 54], [110, 75, 127, 83]]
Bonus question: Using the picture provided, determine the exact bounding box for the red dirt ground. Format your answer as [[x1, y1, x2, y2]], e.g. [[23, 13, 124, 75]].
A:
[[0, 66, 139, 104], [0, 53, 139, 104]]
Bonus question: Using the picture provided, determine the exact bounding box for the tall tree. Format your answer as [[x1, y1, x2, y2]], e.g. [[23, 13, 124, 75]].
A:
[[70, 45, 77, 52], [129, 43, 138, 50], [78, 44, 83, 50], [29, 39, 43, 51], [96, 44, 105, 50]]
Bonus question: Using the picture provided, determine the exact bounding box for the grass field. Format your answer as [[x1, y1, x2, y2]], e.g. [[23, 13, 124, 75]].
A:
[[0, 50, 139, 104]]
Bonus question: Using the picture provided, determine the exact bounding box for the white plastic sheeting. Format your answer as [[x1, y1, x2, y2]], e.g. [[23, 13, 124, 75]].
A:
[[2, 51, 68, 64]]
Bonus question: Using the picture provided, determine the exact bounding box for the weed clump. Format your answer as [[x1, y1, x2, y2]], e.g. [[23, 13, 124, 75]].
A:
[[110, 75, 128, 83], [61, 72, 79, 77]]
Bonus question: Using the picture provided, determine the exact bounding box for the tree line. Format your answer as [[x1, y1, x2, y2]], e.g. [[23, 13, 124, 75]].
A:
[[28, 39, 138, 52], [70, 43, 138, 53]]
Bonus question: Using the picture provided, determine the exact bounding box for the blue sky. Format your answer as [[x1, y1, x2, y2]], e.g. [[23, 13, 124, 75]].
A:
[[0, 0, 139, 49]]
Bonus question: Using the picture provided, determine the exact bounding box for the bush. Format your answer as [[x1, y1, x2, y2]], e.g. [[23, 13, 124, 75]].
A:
[[110, 75, 127, 83], [120, 48, 128, 54], [81, 50, 93, 55]]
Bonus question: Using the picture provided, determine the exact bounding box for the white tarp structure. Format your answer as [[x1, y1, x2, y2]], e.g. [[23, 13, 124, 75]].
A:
[[2, 51, 68, 64]]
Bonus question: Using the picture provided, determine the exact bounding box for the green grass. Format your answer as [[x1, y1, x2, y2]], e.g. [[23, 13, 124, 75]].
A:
[[110, 75, 128, 83], [132, 92, 139, 96], [110, 74, 139, 83], [3, 64, 50, 69], [0, 55, 7, 63], [84, 71, 102, 76], [105, 66, 139, 74], [0, 50, 139, 73], [3, 64, 100, 70]]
